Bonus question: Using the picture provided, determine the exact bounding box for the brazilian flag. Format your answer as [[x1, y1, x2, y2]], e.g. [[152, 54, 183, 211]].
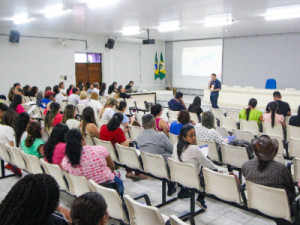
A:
[[154, 52, 159, 80], [159, 52, 166, 80]]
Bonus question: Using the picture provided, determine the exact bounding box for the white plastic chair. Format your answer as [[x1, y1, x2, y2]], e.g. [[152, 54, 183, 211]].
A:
[[63, 172, 91, 196], [274, 154, 285, 165], [240, 120, 260, 136], [232, 129, 254, 143], [40, 159, 68, 191], [292, 158, 300, 182], [246, 180, 292, 222], [220, 144, 249, 169], [169, 133, 178, 146], [7, 146, 27, 171], [189, 112, 200, 124], [66, 119, 80, 129], [289, 137, 300, 158], [77, 104, 85, 116], [262, 122, 284, 139], [59, 102, 68, 112], [1, 143, 12, 163], [216, 127, 229, 138], [220, 116, 237, 132], [94, 138, 119, 162], [168, 110, 179, 123], [226, 110, 240, 123], [169, 215, 189, 225], [129, 126, 144, 141], [287, 125, 300, 140], [210, 108, 224, 120], [89, 180, 129, 224], [115, 144, 143, 170], [84, 135, 95, 145], [124, 195, 168, 225], [203, 168, 243, 205], [197, 139, 221, 163], [96, 119, 108, 129], [21, 152, 43, 174]]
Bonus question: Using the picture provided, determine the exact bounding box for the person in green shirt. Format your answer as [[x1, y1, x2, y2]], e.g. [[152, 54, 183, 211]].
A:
[[239, 98, 263, 125], [21, 121, 44, 158]]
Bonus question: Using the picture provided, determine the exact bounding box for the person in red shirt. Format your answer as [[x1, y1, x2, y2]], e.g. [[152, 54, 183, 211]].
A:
[[45, 102, 63, 132], [100, 112, 146, 181]]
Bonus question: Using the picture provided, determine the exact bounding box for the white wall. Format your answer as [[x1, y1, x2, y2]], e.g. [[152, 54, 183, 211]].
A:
[[0, 28, 165, 96]]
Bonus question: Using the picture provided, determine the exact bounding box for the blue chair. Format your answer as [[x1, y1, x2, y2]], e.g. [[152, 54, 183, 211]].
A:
[[265, 79, 276, 89]]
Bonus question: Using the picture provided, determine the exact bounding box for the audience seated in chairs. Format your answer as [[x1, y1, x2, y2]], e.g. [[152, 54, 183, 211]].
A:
[[54, 85, 67, 103], [70, 192, 108, 225], [22, 85, 31, 96], [172, 124, 224, 209], [80, 107, 99, 138], [99, 98, 117, 121], [116, 100, 136, 131], [115, 85, 131, 99], [242, 135, 295, 205], [108, 81, 118, 95], [14, 112, 30, 147], [239, 98, 263, 125], [0, 103, 8, 122], [125, 81, 134, 93], [289, 105, 300, 127], [188, 96, 203, 122], [263, 101, 286, 128], [66, 84, 75, 96], [195, 111, 227, 145], [168, 91, 187, 111], [44, 124, 69, 165], [68, 88, 80, 105], [78, 91, 89, 107], [0, 174, 69, 225], [62, 104, 80, 129], [151, 103, 169, 136], [61, 129, 124, 196], [45, 102, 63, 132], [40, 90, 55, 109], [265, 91, 291, 117], [9, 94, 26, 114], [170, 110, 194, 135], [21, 121, 44, 158], [0, 109, 17, 146], [100, 82, 108, 96]]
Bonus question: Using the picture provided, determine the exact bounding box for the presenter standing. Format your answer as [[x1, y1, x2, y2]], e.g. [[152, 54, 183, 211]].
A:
[[208, 73, 221, 108]]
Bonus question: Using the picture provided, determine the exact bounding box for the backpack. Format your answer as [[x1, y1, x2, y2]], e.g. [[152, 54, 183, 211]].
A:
[[229, 139, 254, 159]]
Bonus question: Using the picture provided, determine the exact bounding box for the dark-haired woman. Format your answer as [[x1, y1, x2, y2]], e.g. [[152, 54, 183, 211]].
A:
[[170, 110, 191, 135], [9, 94, 26, 114], [80, 106, 99, 138], [239, 98, 263, 125], [172, 124, 220, 209], [63, 104, 80, 129], [108, 82, 117, 95], [188, 96, 203, 122], [263, 101, 285, 128], [61, 129, 124, 196], [0, 174, 69, 225], [44, 124, 69, 165], [0, 109, 17, 146], [116, 101, 136, 130], [67, 84, 75, 96], [14, 112, 30, 147], [100, 83, 107, 96], [71, 192, 108, 225], [45, 102, 63, 131], [29, 86, 39, 97], [115, 85, 131, 99], [22, 85, 31, 96], [21, 121, 44, 158], [151, 103, 169, 136]]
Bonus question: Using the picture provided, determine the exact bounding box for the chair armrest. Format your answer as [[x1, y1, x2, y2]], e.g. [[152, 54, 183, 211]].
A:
[[287, 161, 293, 174], [100, 180, 118, 192], [292, 195, 300, 223], [133, 193, 151, 206], [240, 184, 247, 206]]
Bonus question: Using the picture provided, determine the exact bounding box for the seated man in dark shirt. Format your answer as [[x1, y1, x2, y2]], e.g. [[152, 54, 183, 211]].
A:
[[125, 81, 134, 93], [265, 91, 291, 117], [289, 105, 300, 127], [168, 91, 186, 111]]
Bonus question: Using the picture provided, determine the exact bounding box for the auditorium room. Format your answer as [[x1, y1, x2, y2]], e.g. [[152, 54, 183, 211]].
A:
[[1, 0, 300, 224]]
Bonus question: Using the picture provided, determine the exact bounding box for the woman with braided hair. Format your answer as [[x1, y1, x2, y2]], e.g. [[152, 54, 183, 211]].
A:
[[0, 174, 68, 225], [263, 101, 286, 128]]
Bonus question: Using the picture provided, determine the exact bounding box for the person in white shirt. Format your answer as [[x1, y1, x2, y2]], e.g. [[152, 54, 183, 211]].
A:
[[0, 109, 17, 146], [100, 98, 117, 121], [87, 92, 102, 118], [53, 85, 67, 103], [79, 91, 89, 107], [100, 83, 108, 97], [68, 88, 80, 105], [58, 81, 66, 96], [92, 83, 100, 94]]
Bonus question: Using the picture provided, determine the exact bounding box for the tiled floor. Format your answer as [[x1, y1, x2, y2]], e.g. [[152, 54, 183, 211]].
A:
[[0, 168, 276, 225]]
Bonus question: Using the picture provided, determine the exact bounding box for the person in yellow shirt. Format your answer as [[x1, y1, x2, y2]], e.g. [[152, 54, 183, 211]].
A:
[[239, 98, 263, 125]]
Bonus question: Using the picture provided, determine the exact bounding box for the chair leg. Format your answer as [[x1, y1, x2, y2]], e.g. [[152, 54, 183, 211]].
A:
[[189, 190, 196, 225], [156, 180, 177, 208], [0, 160, 16, 179]]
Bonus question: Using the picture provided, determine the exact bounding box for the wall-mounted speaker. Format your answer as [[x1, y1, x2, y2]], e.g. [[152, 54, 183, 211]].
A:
[[105, 38, 115, 49], [9, 30, 20, 43]]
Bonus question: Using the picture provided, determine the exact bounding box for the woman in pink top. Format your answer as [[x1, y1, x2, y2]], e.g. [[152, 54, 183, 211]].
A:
[[44, 124, 69, 165], [263, 101, 286, 128], [151, 104, 169, 136], [61, 129, 124, 196], [9, 94, 26, 114], [44, 102, 63, 131]]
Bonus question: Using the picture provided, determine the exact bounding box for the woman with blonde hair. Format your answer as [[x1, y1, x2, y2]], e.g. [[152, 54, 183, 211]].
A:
[[87, 92, 102, 117], [100, 98, 117, 121], [79, 91, 89, 107]]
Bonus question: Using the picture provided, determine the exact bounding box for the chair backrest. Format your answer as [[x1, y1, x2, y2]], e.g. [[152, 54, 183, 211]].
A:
[[77, 104, 85, 115], [293, 158, 300, 182], [94, 138, 119, 162], [169, 133, 178, 146], [169, 215, 189, 225], [63, 172, 91, 196], [287, 125, 300, 140], [189, 112, 199, 124], [196, 139, 220, 163], [288, 137, 300, 158], [124, 195, 167, 225], [23, 96, 31, 103], [265, 78, 276, 89], [219, 116, 236, 132], [203, 168, 242, 205], [262, 122, 283, 139], [226, 110, 239, 123], [59, 102, 68, 111], [115, 144, 142, 170], [21, 152, 43, 174], [232, 129, 254, 143], [1, 143, 12, 163], [216, 127, 229, 138], [135, 113, 143, 125], [7, 146, 27, 170], [220, 144, 249, 168], [96, 119, 108, 129], [240, 120, 259, 136], [260, 134, 285, 155], [274, 154, 285, 165], [246, 180, 291, 221], [140, 151, 169, 179], [66, 119, 80, 129], [40, 159, 68, 191], [168, 158, 200, 190], [129, 126, 144, 141], [285, 116, 291, 124], [210, 108, 223, 119], [168, 110, 179, 123], [84, 135, 95, 145], [89, 180, 128, 223]]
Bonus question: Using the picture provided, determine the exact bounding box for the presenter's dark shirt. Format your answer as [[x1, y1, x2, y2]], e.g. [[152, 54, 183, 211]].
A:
[[209, 79, 221, 96], [265, 100, 291, 117], [168, 99, 185, 111]]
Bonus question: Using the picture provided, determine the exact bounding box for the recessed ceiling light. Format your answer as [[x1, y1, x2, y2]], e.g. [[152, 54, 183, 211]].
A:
[[265, 4, 300, 21], [44, 4, 68, 18], [13, 13, 30, 24], [158, 20, 180, 32], [204, 14, 234, 27], [122, 26, 140, 36], [86, 0, 118, 8]]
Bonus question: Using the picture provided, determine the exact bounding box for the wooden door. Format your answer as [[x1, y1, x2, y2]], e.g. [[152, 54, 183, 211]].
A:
[[75, 63, 88, 84], [75, 63, 102, 85]]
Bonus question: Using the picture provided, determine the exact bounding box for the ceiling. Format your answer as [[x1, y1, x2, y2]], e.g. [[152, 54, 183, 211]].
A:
[[1, 0, 300, 41]]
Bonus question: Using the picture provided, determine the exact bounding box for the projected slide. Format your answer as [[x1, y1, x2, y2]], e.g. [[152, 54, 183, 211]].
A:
[[181, 45, 222, 76]]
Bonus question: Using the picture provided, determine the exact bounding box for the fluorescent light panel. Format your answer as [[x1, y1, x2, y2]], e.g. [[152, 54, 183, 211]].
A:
[[158, 20, 180, 32], [86, 0, 118, 8], [44, 4, 67, 18], [122, 26, 140, 35], [265, 4, 300, 21], [13, 13, 30, 24], [204, 14, 233, 27]]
